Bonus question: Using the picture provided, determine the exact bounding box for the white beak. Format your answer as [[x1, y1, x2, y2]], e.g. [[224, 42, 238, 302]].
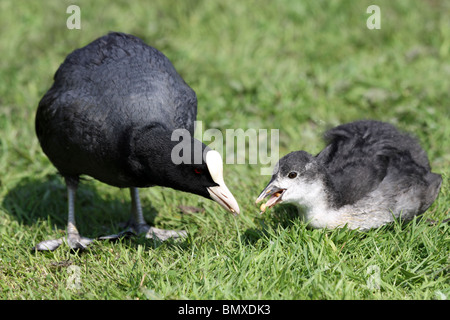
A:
[[205, 150, 240, 215]]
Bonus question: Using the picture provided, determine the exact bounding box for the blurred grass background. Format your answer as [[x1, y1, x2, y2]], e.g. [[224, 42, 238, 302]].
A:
[[0, 0, 448, 300]]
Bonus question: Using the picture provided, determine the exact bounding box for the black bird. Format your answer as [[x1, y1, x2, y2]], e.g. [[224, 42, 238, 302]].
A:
[[35, 32, 239, 251], [256, 120, 442, 230]]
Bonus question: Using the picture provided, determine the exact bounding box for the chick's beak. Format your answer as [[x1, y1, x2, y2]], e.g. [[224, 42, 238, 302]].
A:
[[255, 180, 285, 213], [256, 180, 277, 204]]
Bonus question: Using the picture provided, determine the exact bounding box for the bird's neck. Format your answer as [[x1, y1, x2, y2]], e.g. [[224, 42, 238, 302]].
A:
[[320, 170, 343, 209], [297, 180, 346, 229], [301, 165, 341, 209], [293, 169, 346, 228], [126, 124, 207, 188]]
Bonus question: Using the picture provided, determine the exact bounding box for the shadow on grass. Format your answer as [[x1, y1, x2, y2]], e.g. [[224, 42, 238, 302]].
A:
[[242, 204, 304, 245], [1, 174, 169, 249], [241, 203, 448, 249]]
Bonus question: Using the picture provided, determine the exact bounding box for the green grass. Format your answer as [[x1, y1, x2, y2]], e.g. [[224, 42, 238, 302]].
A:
[[0, 0, 449, 300]]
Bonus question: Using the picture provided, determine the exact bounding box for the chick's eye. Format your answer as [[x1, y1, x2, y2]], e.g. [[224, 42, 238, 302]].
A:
[[288, 172, 297, 179], [194, 168, 203, 174]]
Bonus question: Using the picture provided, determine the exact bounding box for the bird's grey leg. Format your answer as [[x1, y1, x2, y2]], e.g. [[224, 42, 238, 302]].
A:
[[97, 187, 143, 240], [130, 186, 147, 227], [97, 187, 186, 242], [65, 182, 93, 249], [128, 187, 187, 241], [33, 178, 93, 251]]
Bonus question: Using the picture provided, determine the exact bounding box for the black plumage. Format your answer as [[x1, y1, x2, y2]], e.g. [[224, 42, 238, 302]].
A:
[[257, 120, 442, 230], [36, 32, 197, 188], [35, 32, 239, 250]]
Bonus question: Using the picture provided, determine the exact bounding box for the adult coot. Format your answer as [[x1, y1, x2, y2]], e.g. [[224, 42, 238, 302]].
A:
[[256, 120, 442, 230], [35, 32, 240, 250]]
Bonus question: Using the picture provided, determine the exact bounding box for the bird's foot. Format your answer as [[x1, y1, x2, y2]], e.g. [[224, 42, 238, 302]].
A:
[[34, 224, 186, 251], [33, 238, 64, 251], [140, 225, 187, 241], [114, 221, 187, 241], [97, 230, 136, 241], [33, 233, 93, 251], [97, 223, 186, 242], [67, 232, 94, 250]]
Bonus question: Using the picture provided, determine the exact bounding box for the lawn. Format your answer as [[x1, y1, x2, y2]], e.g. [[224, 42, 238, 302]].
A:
[[0, 0, 448, 300]]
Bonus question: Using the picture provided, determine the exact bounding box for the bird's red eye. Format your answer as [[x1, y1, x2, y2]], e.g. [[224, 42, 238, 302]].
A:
[[194, 168, 203, 174]]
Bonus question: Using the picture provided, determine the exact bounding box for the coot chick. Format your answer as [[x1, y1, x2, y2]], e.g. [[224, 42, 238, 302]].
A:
[[35, 32, 240, 250], [256, 120, 442, 231]]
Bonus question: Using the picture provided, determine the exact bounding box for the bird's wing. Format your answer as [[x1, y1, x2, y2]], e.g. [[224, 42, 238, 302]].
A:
[[316, 123, 390, 207]]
